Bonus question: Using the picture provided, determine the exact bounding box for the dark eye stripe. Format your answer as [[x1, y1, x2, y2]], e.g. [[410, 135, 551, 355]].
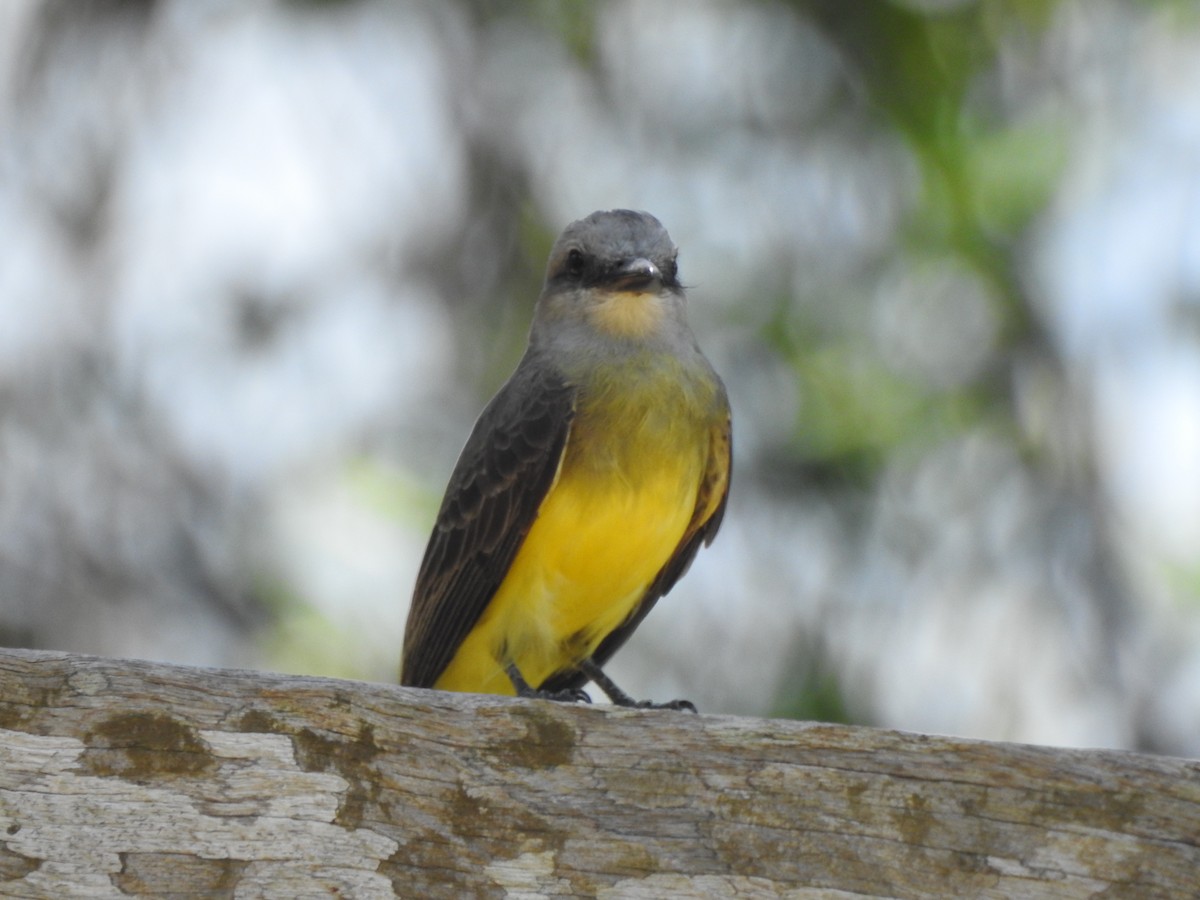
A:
[[566, 249, 585, 276]]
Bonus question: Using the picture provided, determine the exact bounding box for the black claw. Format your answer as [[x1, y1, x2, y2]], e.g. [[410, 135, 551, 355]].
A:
[[506, 663, 592, 704], [617, 697, 697, 713], [658, 699, 698, 713], [578, 659, 698, 712], [542, 687, 593, 704]]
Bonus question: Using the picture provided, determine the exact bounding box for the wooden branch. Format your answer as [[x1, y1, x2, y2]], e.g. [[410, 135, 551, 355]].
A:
[[0, 648, 1196, 898]]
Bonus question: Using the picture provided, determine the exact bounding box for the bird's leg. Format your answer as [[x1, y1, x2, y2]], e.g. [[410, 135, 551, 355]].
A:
[[579, 659, 697, 713], [505, 663, 592, 704]]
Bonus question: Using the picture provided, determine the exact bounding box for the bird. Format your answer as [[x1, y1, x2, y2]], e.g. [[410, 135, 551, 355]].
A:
[[401, 209, 731, 710]]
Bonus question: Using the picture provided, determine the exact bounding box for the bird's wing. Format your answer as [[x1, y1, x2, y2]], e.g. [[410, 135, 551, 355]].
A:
[[541, 406, 732, 692], [401, 360, 576, 688]]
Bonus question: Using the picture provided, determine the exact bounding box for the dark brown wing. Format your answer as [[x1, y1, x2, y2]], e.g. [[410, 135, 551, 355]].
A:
[[541, 406, 732, 693], [401, 354, 576, 688]]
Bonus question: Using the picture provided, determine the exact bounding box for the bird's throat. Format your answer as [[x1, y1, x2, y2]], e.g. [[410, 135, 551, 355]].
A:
[[586, 290, 666, 339]]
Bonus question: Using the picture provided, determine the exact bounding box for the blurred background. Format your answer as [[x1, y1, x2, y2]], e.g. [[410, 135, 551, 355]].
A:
[[2, 0, 1198, 755]]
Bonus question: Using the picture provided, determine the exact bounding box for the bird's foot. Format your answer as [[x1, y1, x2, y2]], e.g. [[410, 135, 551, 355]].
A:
[[579, 659, 698, 713], [506, 664, 592, 704], [532, 686, 593, 704], [610, 696, 697, 713], [633, 698, 697, 712]]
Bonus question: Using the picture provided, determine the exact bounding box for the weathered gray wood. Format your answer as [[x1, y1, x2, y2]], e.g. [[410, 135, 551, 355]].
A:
[[0, 647, 1196, 898]]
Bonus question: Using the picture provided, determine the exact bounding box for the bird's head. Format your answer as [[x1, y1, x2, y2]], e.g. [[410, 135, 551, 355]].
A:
[[534, 209, 686, 343]]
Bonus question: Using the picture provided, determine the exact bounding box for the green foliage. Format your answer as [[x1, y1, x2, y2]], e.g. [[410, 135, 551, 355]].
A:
[[765, 0, 1071, 482], [793, 343, 988, 473], [962, 116, 1070, 237], [771, 640, 855, 725]]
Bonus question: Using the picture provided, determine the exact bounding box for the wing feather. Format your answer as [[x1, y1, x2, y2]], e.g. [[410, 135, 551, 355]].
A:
[[401, 357, 575, 687]]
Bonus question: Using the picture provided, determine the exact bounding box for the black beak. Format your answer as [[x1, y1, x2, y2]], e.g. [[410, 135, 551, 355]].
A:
[[609, 257, 662, 292]]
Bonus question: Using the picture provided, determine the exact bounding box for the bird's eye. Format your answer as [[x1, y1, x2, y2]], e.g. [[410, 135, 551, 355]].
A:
[[564, 248, 585, 278], [664, 256, 679, 283]]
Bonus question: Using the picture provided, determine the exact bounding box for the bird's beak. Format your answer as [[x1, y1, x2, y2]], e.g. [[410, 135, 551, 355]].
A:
[[610, 257, 662, 293]]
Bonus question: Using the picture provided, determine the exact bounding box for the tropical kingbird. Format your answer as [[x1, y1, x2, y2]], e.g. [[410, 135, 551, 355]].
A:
[[401, 209, 731, 710]]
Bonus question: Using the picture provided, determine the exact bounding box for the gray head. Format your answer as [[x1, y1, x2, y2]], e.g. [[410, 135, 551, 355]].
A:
[[542, 209, 681, 296], [532, 210, 690, 351]]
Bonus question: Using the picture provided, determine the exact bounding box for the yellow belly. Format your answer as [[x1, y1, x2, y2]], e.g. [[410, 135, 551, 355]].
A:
[[433, 451, 701, 695]]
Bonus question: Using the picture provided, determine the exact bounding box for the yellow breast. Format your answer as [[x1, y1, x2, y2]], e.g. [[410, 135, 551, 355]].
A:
[[433, 391, 707, 695]]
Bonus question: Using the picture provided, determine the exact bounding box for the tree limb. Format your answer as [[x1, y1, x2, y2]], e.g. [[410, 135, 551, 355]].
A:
[[0, 648, 1195, 897]]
